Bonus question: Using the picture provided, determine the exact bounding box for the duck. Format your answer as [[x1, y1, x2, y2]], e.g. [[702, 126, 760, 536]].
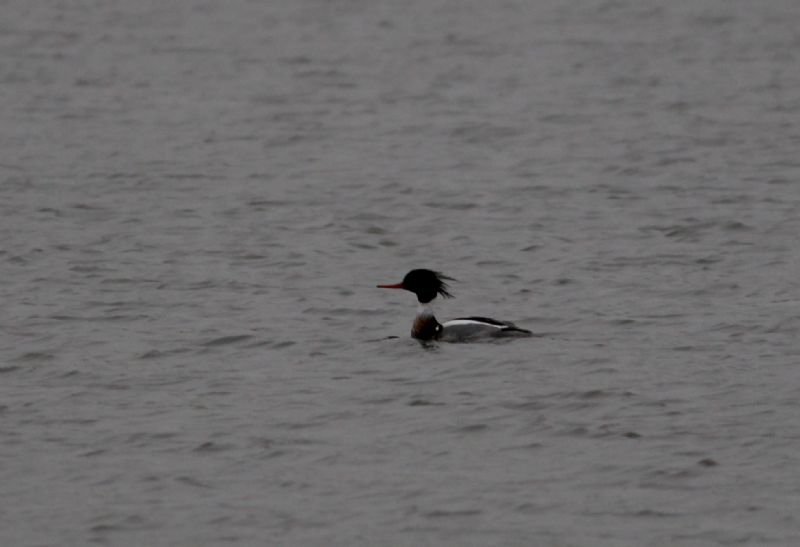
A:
[[378, 269, 532, 342]]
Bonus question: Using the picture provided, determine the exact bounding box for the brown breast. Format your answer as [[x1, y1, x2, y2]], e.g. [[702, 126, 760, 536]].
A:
[[412, 315, 441, 340]]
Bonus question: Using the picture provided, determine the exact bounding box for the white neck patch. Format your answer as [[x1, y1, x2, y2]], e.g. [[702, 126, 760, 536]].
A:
[[417, 302, 436, 317]]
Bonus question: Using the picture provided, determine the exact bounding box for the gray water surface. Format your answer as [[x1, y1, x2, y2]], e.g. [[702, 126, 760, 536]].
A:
[[2, 1, 800, 545]]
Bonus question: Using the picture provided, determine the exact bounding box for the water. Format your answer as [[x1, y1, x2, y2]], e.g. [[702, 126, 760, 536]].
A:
[[2, 0, 800, 545]]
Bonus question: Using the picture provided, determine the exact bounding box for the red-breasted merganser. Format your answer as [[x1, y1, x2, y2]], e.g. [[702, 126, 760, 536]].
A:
[[378, 269, 533, 342]]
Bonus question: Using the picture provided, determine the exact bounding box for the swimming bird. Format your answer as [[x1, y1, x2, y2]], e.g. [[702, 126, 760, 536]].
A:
[[378, 269, 532, 342]]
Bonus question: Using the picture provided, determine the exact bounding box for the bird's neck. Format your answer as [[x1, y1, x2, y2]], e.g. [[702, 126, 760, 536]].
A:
[[412, 301, 441, 340], [416, 300, 437, 318]]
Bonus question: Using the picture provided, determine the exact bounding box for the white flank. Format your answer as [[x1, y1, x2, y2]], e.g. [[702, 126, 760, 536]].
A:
[[441, 319, 504, 329]]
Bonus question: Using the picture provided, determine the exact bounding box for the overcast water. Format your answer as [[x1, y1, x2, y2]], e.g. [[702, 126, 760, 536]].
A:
[[2, 1, 800, 545]]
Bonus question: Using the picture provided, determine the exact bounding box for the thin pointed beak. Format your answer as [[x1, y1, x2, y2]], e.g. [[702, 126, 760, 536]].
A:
[[377, 283, 404, 289]]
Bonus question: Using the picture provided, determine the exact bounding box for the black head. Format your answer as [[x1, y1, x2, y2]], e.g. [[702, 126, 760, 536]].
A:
[[378, 269, 454, 303]]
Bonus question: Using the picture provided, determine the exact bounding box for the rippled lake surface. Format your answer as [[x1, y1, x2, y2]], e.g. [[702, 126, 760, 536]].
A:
[[2, 1, 800, 545]]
